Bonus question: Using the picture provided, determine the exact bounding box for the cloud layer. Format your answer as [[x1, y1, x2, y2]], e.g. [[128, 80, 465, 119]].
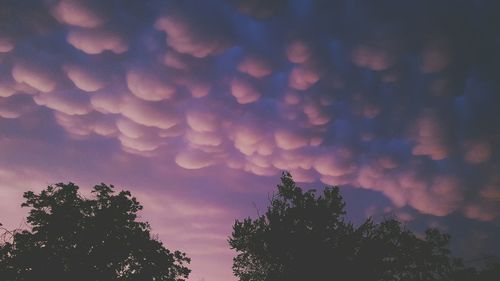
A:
[[1, 0, 500, 280]]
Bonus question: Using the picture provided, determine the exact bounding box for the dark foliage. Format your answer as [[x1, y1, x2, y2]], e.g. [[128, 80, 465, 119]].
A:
[[0, 183, 190, 281], [229, 172, 498, 281]]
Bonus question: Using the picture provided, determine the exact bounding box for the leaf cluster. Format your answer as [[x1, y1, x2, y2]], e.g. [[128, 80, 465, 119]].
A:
[[0, 183, 190, 281], [229, 172, 467, 281]]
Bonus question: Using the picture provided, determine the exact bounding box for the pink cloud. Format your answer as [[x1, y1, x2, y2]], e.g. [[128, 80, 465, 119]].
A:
[[34, 90, 92, 115], [231, 125, 268, 156], [352, 45, 395, 71], [408, 176, 463, 217], [286, 40, 312, 64], [230, 77, 261, 104], [175, 149, 217, 169], [464, 204, 496, 221], [155, 15, 231, 58], [463, 139, 492, 164], [67, 28, 128, 54], [116, 117, 149, 139], [12, 61, 57, 93], [0, 81, 17, 98], [411, 109, 450, 160], [126, 68, 176, 101], [119, 96, 179, 129], [186, 129, 222, 147], [0, 94, 36, 119], [51, 0, 106, 28], [421, 40, 451, 73], [288, 65, 321, 90], [0, 37, 14, 53], [274, 129, 308, 150], [186, 110, 218, 132], [314, 147, 357, 177], [237, 55, 272, 78], [272, 150, 315, 170], [90, 91, 123, 114], [118, 134, 165, 153], [303, 102, 331, 126], [64, 64, 105, 92], [54, 111, 117, 138]]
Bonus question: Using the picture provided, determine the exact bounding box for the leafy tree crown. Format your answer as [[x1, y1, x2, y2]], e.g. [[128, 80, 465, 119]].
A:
[[229, 172, 467, 281], [0, 183, 190, 281]]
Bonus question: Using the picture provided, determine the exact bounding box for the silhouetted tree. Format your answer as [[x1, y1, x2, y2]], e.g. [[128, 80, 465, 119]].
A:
[[0, 183, 190, 281], [229, 172, 468, 281], [477, 262, 500, 281]]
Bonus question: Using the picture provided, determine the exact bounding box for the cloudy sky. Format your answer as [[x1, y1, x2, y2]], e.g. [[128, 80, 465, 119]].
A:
[[1, 0, 500, 280]]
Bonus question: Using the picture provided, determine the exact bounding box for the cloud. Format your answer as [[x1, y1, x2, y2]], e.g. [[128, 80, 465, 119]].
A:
[[411, 109, 450, 160], [64, 64, 105, 92], [186, 110, 218, 132], [463, 139, 492, 164], [155, 4, 232, 58], [274, 129, 308, 150], [119, 96, 179, 130], [34, 90, 92, 115], [67, 28, 128, 54], [420, 39, 452, 73], [0, 37, 14, 53], [230, 76, 261, 104], [126, 68, 176, 101], [231, 124, 269, 156], [408, 175, 463, 216], [51, 0, 107, 28], [228, 0, 287, 19], [0, 81, 16, 98], [54, 111, 117, 137], [303, 102, 330, 126], [237, 55, 272, 78], [1, 1, 500, 275], [186, 129, 222, 147], [313, 146, 358, 177], [118, 134, 165, 153], [0, 94, 36, 119], [288, 65, 321, 90], [12, 61, 57, 93], [286, 40, 312, 64], [90, 91, 122, 114], [175, 149, 216, 169], [352, 45, 395, 71], [116, 117, 148, 139]]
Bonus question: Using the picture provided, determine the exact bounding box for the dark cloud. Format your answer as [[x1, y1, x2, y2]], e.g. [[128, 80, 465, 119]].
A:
[[1, 0, 500, 280], [227, 0, 288, 19]]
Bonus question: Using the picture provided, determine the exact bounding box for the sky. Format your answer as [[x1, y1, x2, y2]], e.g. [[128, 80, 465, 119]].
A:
[[0, 0, 500, 280]]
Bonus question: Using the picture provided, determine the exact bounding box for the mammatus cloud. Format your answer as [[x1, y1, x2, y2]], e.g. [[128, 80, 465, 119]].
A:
[[64, 64, 105, 92], [12, 62, 57, 93], [237, 55, 272, 78], [1, 0, 499, 220], [230, 76, 261, 104], [66, 28, 128, 54], [126, 68, 176, 101], [1, 0, 500, 280], [0, 37, 14, 53], [154, 2, 233, 58], [51, 0, 107, 28]]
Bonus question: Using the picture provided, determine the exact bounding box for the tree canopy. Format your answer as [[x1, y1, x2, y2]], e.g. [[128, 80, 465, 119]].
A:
[[0, 183, 190, 281], [229, 172, 475, 281]]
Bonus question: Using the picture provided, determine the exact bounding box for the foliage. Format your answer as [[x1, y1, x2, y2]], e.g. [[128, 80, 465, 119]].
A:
[[229, 172, 468, 281], [0, 183, 190, 281]]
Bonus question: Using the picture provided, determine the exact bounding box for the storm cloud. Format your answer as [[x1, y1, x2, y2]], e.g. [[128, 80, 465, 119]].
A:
[[1, 0, 500, 280]]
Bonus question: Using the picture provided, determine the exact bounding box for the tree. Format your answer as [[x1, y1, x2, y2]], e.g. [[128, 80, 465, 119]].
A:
[[477, 262, 500, 281], [229, 172, 466, 281], [0, 183, 190, 281]]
